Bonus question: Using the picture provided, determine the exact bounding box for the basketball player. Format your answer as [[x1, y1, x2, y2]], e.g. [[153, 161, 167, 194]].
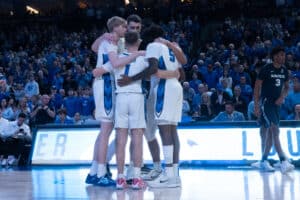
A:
[[254, 46, 294, 173], [118, 24, 184, 188], [114, 31, 158, 189], [85, 16, 144, 186]]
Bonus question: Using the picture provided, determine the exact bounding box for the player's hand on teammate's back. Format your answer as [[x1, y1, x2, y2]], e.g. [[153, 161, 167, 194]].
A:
[[117, 75, 132, 86]]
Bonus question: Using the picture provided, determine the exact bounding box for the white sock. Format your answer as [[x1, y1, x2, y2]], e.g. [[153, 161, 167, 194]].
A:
[[97, 164, 107, 178], [133, 167, 141, 178], [118, 173, 125, 179], [163, 145, 174, 165], [129, 161, 134, 168], [173, 163, 179, 177], [89, 160, 98, 176], [153, 162, 162, 171], [166, 166, 174, 178]]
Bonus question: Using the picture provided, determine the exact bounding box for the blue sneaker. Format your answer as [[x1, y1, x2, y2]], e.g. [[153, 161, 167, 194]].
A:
[[94, 174, 115, 187], [85, 174, 99, 184]]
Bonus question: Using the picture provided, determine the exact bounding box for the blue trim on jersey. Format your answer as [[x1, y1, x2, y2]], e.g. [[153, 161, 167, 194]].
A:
[[103, 54, 109, 64], [124, 64, 130, 76], [155, 56, 167, 117], [102, 53, 112, 115], [156, 79, 166, 117], [158, 56, 166, 70]]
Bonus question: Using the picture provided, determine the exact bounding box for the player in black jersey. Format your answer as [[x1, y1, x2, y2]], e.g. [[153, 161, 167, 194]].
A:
[[253, 46, 294, 173]]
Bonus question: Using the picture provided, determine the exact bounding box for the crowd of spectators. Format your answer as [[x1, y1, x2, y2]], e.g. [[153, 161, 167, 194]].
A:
[[0, 6, 300, 128]]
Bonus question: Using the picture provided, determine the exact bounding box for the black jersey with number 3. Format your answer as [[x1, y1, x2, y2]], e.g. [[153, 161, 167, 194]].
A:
[[258, 63, 288, 103]]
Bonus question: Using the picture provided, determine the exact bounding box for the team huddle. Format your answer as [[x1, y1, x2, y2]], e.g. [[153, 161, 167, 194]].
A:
[[85, 15, 186, 190], [84, 14, 296, 190]]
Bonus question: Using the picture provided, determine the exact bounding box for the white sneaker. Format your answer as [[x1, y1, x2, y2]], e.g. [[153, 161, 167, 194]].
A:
[[273, 161, 281, 168], [126, 166, 134, 180], [251, 161, 261, 169], [7, 156, 16, 166], [175, 176, 181, 187], [1, 159, 7, 166], [260, 161, 275, 172], [141, 169, 162, 181], [147, 173, 180, 188], [280, 160, 295, 173]]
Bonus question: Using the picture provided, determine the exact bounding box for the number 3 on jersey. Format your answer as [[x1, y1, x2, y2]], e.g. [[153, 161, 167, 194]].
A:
[[275, 78, 281, 87]]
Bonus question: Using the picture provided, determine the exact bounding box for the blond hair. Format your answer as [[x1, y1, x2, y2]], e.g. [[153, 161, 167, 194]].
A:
[[107, 16, 126, 32]]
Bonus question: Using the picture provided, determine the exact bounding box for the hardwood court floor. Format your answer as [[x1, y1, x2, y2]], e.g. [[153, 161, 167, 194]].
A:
[[0, 166, 299, 200]]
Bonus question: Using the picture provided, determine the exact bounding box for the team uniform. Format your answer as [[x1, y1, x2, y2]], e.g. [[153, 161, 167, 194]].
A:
[[93, 40, 116, 122], [113, 52, 149, 189], [85, 39, 117, 186], [258, 63, 288, 127], [145, 42, 183, 125], [145, 42, 182, 188], [114, 52, 149, 129]]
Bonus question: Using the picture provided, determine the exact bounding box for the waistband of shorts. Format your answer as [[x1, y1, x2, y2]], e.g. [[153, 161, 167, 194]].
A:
[[94, 76, 103, 80], [116, 92, 143, 95]]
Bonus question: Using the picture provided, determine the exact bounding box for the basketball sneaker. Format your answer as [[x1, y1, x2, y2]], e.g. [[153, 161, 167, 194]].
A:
[[116, 177, 128, 189], [280, 160, 295, 173], [175, 176, 182, 187], [251, 161, 261, 169], [85, 174, 98, 184], [141, 165, 152, 174], [141, 169, 162, 181], [273, 161, 281, 168], [260, 160, 275, 172], [147, 173, 180, 188], [126, 165, 134, 184], [94, 174, 115, 187], [132, 177, 147, 190]]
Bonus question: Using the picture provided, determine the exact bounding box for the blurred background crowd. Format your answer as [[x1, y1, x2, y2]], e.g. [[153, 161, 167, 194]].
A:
[[0, 0, 300, 126]]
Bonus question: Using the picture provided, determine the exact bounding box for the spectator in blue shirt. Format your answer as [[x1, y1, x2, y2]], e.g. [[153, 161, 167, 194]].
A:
[[62, 88, 80, 117], [238, 75, 253, 104], [24, 74, 40, 98], [287, 104, 300, 120], [211, 101, 245, 122], [202, 63, 218, 89], [54, 108, 74, 124], [189, 72, 202, 93], [282, 73, 300, 118], [183, 81, 195, 107], [49, 85, 63, 111], [0, 98, 14, 120], [79, 87, 94, 119], [191, 83, 206, 114]]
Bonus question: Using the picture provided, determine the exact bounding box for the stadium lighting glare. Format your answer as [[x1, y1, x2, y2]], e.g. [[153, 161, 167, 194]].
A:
[[124, 0, 130, 5], [26, 5, 39, 15]]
